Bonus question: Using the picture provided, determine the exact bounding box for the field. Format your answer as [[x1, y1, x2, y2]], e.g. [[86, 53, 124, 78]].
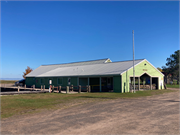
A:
[[1, 89, 176, 118], [0, 80, 17, 84], [1, 89, 179, 134], [166, 84, 179, 88]]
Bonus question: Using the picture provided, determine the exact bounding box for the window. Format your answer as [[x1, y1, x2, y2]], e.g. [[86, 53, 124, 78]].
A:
[[48, 78, 52, 84], [57, 78, 63, 85], [68, 78, 71, 85]]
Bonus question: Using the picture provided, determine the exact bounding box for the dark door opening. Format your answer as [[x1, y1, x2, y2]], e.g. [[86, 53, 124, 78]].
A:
[[152, 77, 158, 89], [90, 78, 100, 92], [101, 77, 113, 92]]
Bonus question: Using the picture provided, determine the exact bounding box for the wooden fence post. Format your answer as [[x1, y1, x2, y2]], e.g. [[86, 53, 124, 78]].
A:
[[52, 85, 54, 93], [59, 86, 61, 93], [57, 86, 59, 93], [66, 86, 69, 94], [33, 85, 35, 91], [43, 85, 45, 91], [49, 85, 51, 93], [71, 85, 73, 92], [41, 85, 42, 91], [86, 85, 88, 92], [18, 86, 20, 92], [24, 84, 26, 90], [79, 85, 81, 93], [88, 85, 91, 92]]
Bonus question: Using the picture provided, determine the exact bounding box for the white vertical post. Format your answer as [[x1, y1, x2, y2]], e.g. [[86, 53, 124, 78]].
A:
[[66, 86, 69, 94], [150, 77, 152, 90], [78, 85, 81, 93], [100, 77, 101, 92], [138, 77, 140, 91], [133, 30, 135, 93]]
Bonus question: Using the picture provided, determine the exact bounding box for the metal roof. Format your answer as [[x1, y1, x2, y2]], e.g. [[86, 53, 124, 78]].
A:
[[26, 59, 144, 77], [42, 58, 111, 66]]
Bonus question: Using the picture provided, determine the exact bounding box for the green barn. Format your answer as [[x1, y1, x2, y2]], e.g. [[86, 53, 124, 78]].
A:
[[25, 58, 164, 93]]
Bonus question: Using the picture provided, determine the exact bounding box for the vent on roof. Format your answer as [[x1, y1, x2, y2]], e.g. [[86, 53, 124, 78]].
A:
[[105, 59, 112, 63]]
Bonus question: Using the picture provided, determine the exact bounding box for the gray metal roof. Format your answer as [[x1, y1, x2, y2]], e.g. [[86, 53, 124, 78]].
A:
[[26, 59, 145, 77], [27, 58, 111, 77]]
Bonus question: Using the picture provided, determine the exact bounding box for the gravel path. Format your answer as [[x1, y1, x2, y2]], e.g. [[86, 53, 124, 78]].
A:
[[1, 91, 179, 135]]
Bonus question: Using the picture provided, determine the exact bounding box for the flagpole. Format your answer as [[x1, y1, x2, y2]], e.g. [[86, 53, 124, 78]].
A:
[[133, 30, 135, 93]]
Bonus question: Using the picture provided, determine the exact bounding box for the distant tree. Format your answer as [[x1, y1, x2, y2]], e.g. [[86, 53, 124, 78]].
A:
[[162, 50, 179, 84], [23, 66, 33, 79], [157, 67, 163, 72]]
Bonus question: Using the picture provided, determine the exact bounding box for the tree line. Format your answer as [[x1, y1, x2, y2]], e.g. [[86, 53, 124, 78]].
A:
[[158, 50, 179, 85]]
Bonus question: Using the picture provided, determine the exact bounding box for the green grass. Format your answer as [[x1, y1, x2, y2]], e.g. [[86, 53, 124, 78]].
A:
[[1, 89, 176, 118], [166, 84, 179, 88], [0, 80, 18, 84]]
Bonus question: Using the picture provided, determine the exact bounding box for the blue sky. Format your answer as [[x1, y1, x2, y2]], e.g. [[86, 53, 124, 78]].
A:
[[1, 1, 179, 79]]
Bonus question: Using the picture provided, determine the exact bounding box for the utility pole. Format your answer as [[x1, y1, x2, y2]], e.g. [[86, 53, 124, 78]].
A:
[[133, 30, 135, 93]]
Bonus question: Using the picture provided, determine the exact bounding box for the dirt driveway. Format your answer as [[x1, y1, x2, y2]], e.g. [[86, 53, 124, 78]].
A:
[[1, 91, 179, 134]]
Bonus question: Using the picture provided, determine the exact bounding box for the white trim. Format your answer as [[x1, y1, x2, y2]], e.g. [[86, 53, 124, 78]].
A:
[[139, 72, 151, 77], [145, 59, 164, 76], [121, 75, 123, 93], [121, 59, 164, 76], [120, 59, 145, 75], [129, 72, 159, 78]]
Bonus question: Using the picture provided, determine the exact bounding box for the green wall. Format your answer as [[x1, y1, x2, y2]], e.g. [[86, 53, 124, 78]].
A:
[[121, 60, 164, 92], [26, 77, 78, 89], [113, 75, 121, 92], [26, 76, 121, 92], [25, 77, 35, 87], [79, 78, 88, 86]]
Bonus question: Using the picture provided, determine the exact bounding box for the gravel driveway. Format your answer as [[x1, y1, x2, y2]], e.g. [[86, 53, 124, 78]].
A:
[[1, 91, 179, 135]]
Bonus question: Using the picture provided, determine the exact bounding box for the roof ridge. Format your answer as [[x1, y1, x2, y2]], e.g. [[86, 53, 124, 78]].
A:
[[41, 58, 109, 66], [110, 59, 145, 63]]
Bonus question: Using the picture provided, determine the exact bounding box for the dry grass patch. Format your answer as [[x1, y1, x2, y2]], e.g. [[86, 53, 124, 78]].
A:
[[1, 89, 176, 118], [0, 80, 17, 84]]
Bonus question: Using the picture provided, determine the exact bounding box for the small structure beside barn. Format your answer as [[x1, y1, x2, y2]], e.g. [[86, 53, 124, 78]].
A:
[[26, 58, 164, 93]]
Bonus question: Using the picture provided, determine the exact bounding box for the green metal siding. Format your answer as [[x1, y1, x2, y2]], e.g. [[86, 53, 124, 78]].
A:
[[70, 77, 78, 86], [25, 77, 35, 87], [113, 76, 121, 92], [26, 77, 78, 89], [121, 60, 164, 92], [79, 78, 88, 86]]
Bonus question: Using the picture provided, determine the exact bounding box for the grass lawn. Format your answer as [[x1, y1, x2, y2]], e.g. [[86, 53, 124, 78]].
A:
[[166, 84, 179, 88], [0, 80, 18, 84], [1, 89, 176, 118]]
